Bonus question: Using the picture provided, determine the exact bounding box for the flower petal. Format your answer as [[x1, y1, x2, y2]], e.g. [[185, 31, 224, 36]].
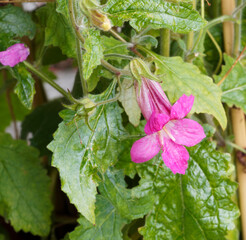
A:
[[0, 43, 29, 67], [145, 112, 170, 135], [168, 119, 206, 147], [161, 138, 189, 174], [135, 78, 171, 121], [131, 134, 161, 163], [170, 94, 194, 120]]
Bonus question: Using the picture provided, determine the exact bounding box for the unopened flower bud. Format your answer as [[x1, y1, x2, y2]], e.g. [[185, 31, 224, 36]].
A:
[[90, 10, 112, 31]]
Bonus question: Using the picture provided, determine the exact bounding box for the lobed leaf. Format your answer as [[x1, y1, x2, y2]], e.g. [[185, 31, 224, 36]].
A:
[[138, 138, 239, 239], [11, 63, 35, 110], [0, 133, 52, 236], [69, 196, 127, 240], [214, 54, 246, 113], [83, 28, 104, 80], [103, 0, 206, 33], [143, 49, 227, 129], [0, 5, 36, 39], [48, 84, 126, 223]]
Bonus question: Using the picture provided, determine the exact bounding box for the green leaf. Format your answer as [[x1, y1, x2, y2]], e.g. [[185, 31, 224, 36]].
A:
[[36, 3, 77, 58], [48, 84, 126, 223], [138, 138, 239, 240], [99, 169, 155, 220], [144, 49, 227, 129], [69, 196, 127, 240], [118, 78, 141, 127], [103, 36, 129, 59], [0, 133, 52, 236], [21, 100, 63, 156], [103, 0, 206, 33], [83, 28, 104, 80], [214, 54, 246, 113], [11, 63, 35, 109], [0, 5, 36, 39]]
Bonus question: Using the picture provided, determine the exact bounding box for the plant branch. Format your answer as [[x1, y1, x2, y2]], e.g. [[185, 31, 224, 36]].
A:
[[109, 28, 128, 43], [232, 1, 246, 15], [24, 61, 80, 104], [104, 53, 134, 60], [217, 45, 246, 86]]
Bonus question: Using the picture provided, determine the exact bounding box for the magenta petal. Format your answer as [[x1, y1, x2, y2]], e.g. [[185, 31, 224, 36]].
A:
[[145, 112, 170, 135], [131, 134, 161, 163], [135, 78, 171, 121], [161, 138, 189, 174], [170, 94, 194, 120], [169, 119, 206, 147], [0, 43, 30, 67]]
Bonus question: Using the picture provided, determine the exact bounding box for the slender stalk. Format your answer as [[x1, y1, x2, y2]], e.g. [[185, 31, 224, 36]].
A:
[[206, 30, 222, 75], [217, 45, 246, 86], [226, 140, 246, 155], [109, 29, 127, 43], [3, 70, 18, 139], [187, 0, 196, 51], [104, 53, 134, 60], [24, 61, 80, 104], [160, 28, 170, 57], [76, 39, 88, 97]]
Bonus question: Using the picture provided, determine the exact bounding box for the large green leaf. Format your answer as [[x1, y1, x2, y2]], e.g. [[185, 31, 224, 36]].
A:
[[48, 84, 126, 223], [143, 49, 227, 129], [69, 196, 127, 240], [0, 5, 36, 39], [103, 0, 206, 33], [214, 54, 246, 113], [36, 3, 76, 58], [11, 63, 35, 109], [0, 133, 52, 236], [21, 99, 63, 156], [99, 169, 155, 220], [137, 138, 239, 239], [83, 28, 104, 80]]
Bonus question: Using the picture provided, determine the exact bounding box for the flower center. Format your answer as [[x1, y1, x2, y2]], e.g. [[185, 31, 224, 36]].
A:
[[163, 126, 176, 142]]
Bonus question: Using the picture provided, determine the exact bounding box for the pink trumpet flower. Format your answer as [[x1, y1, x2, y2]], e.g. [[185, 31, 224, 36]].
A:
[[131, 87, 206, 174], [0, 43, 29, 67]]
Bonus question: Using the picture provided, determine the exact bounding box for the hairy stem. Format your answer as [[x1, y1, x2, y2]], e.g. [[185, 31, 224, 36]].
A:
[[24, 61, 80, 104]]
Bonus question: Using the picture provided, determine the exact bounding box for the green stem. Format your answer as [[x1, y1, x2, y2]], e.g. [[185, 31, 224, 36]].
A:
[[233, 0, 243, 56], [76, 39, 88, 97], [160, 28, 170, 57], [191, 15, 237, 52], [186, 0, 196, 52], [206, 30, 223, 75], [109, 29, 128, 43], [104, 53, 134, 60], [24, 61, 80, 104], [226, 141, 246, 154]]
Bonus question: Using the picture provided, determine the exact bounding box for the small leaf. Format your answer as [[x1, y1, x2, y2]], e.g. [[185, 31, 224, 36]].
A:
[[36, 3, 77, 58], [48, 84, 126, 223], [11, 63, 35, 109], [0, 5, 36, 39], [118, 78, 141, 126], [83, 28, 104, 80], [0, 133, 52, 236], [214, 54, 246, 113], [144, 49, 227, 129], [103, 0, 206, 33], [138, 138, 239, 239], [69, 196, 127, 240]]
